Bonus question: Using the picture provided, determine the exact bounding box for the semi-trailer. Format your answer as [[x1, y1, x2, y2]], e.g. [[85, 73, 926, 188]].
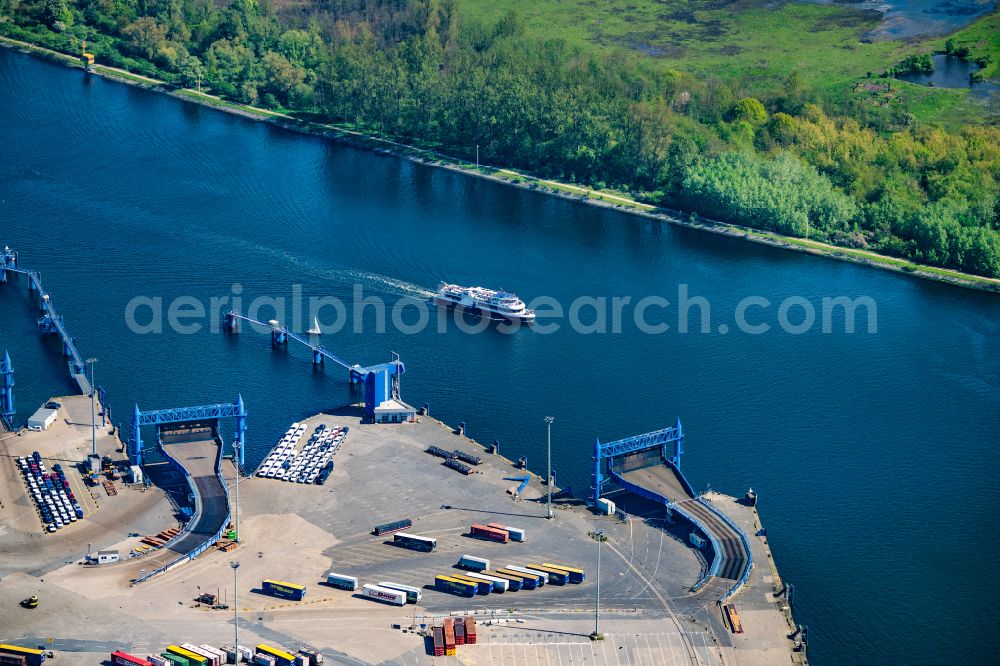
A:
[[470, 524, 508, 543], [261, 580, 307, 601], [362, 583, 407, 606], [487, 523, 525, 542], [164, 646, 206, 666], [252, 656, 275, 666], [484, 569, 523, 590], [255, 645, 295, 666], [0, 654, 27, 666], [506, 565, 546, 585], [159, 654, 188, 666], [147, 656, 168, 666], [463, 571, 509, 592], [543, 563, 586, 583], [522, 565, 569, 585], [448, 573, 492, 595], [0, 646, 44, 666], [297, 648, 323, 666], [197, 646, 227, 666], [495, 567, 538, 590], [325, 572, 359, 591], [372, 519, 411, 536], [111, 652, 153, 666], [434, 575, 477, 597], [464, 617, 477, 644], [393, 532, 436, 552], [457, 554, 490, 571], [377, 581, 423, 602], [180, 644, 219, 666], [454, 618, 466, 645]]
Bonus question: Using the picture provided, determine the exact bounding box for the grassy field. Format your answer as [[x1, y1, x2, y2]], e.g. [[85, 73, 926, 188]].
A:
[[460, 0, 998, 126]]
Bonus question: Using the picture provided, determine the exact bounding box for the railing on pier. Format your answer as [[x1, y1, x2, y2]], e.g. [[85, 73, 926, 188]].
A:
[[1, 250, 91, 395]]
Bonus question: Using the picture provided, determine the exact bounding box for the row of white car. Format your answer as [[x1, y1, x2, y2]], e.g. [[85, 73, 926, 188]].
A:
[[256, 422, 347, 484]]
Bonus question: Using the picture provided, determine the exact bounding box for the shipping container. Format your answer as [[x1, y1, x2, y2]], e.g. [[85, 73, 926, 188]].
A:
[[377, 581, 422, 602], [495, 568, 538, 590], [523, 565, 569, 585], [470, 524, 508, 543], [111, 651, 154, 666], [372, 519, 411, 536], [251, 656, 274, 666], [506, 565, 546, 585], [448, 573, 492, 595], [180, 644, 219, 666], [0, 655, 27, 666], [361, 583, 406, 606], [434, 575, 477, 597], [484, 570, 523, 590], [261, 579, 307, 601], [431, 626, 445, 656], [147, 656, 168, 666], [457, 554, 489, 571], [462, 571, 509, 592], [0, 646, 44, 666], [393, 532, 436, 552], [442, 620, 456, 656], [487, 523, 525, 542], [325, 572, 359, 591], [159, 653, 188, 666], [254, 645, 294, 666], [542, 563, 586, 583], [454, 618, 466, 645], [165, 646, 207, 666], [464, 617, 477, 644]]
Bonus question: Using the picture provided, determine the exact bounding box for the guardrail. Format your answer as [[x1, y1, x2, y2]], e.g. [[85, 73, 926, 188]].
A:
[[133, 437, 231, 584], [698, 496, 754, 602], [607, 465, 723, 591]]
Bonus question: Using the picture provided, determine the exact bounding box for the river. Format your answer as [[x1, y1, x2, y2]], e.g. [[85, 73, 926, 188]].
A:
[[1, 49, 998, 664]]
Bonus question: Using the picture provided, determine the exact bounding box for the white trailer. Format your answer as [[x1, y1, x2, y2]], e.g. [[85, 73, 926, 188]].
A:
[[362, 583, 406, 606]]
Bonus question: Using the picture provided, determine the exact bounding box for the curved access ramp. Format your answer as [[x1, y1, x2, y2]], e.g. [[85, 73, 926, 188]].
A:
[[133, 431, 231, 584], [612, 461, 752, 600]]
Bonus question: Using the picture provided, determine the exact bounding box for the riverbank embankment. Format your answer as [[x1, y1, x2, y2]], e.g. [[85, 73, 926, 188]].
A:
[[3, 35, 998, 295]]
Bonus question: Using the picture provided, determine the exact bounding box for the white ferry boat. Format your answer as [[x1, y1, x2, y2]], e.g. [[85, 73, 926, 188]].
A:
[[435, 283, 535, 324]]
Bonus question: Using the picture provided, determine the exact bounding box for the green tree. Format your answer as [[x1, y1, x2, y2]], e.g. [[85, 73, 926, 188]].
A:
[[728, 97, 767, 125], [123, 17, 168, 60]]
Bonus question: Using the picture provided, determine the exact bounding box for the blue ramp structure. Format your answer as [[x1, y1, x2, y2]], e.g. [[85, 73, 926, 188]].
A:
[[130, 397, 246, 583], [593, 420, 753, 602]]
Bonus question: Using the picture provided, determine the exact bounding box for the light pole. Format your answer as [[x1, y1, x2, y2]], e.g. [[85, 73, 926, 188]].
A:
[[545, 416, 554, 519], [86, 358, 97, 456], [591, 529, 606, 640], [231, 561, 240, 653], [232, 438, 240, 542]]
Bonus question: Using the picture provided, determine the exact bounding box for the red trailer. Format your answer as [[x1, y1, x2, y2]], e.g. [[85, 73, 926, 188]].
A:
[[454, 618, 466, 645], [111, 651, 154, 666], [431, 627, 444, 656], [443, 619, 456, 656], [470, 524, 509, 543], [464, 617, 477, 644]]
